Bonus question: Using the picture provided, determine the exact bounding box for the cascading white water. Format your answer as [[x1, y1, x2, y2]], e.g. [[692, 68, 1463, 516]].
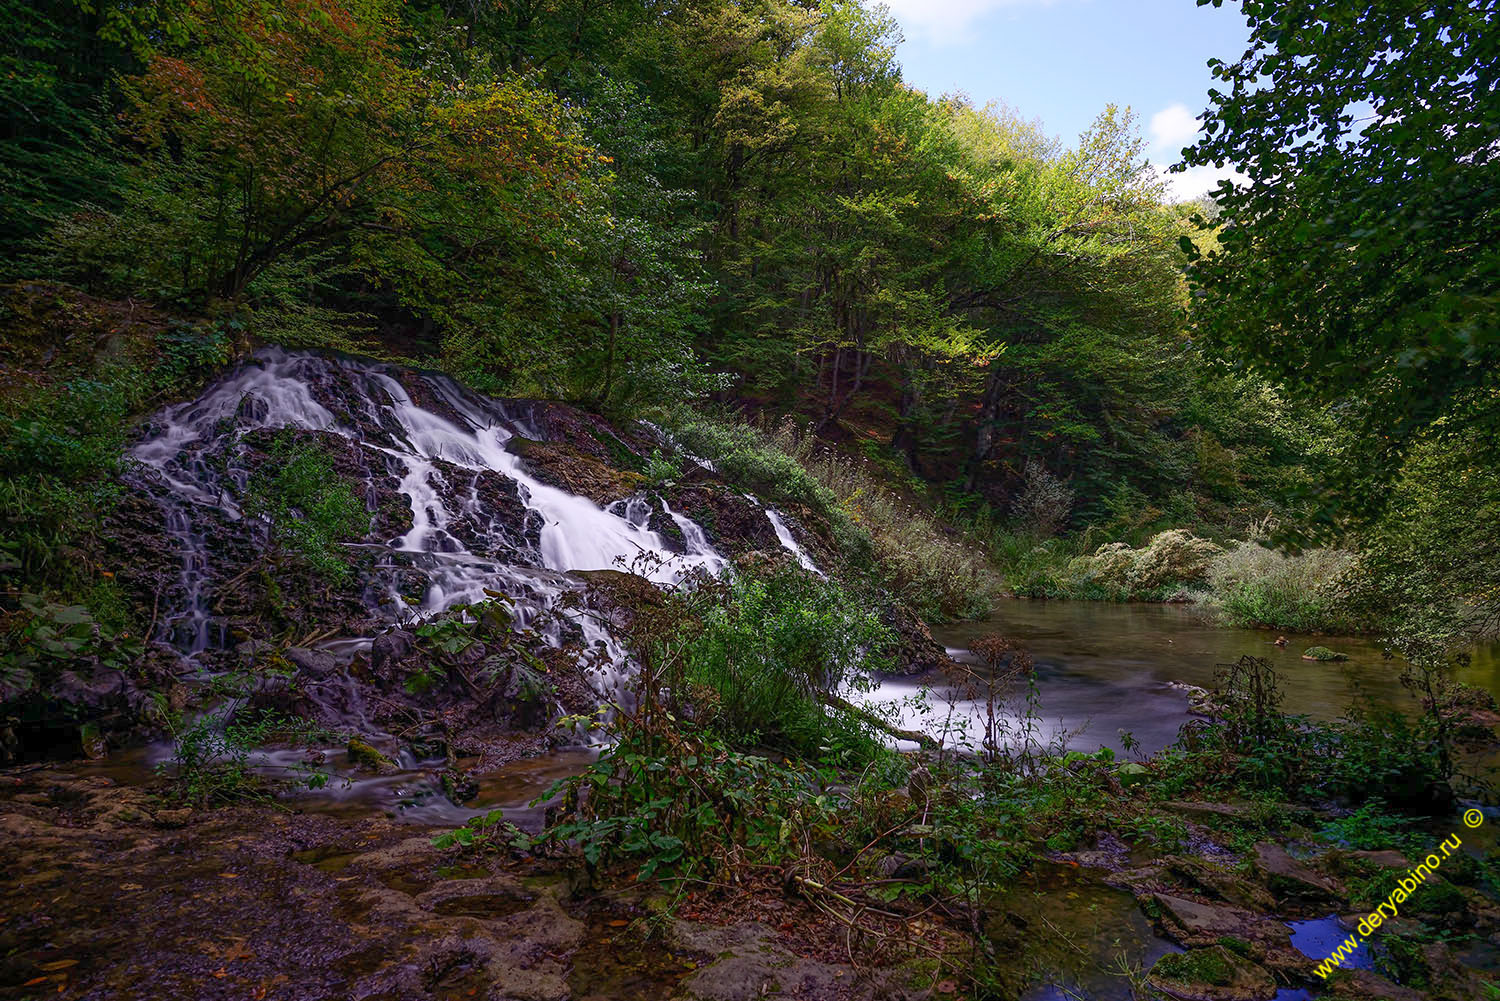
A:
[[129, 348, 725, 674], [766, 509, 823, 575]]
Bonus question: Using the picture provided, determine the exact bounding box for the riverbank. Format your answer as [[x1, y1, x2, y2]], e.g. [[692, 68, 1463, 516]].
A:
[[5, 671, 1498, 1001]]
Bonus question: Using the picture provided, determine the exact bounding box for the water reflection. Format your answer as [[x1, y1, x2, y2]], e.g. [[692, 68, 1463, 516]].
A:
[[872, 599, 1500, 755]]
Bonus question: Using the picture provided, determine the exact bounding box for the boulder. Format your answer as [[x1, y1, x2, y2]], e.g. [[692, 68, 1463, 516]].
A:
[[347, 738, 399, 774], [881, 600, 957, 677], [1145, 945, 1277, 1001], [1322, 970, 1427, 1001], [511, 437, 645, 505], [655, 485, 780, 556], [371, 629, 416, 681], [1153, 894, 1264, 941], [1252, 843, 1344, 905], [285, 646, 338, 679]]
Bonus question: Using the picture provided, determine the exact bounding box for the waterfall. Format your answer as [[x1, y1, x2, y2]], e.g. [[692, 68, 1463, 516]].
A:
[[128, 348, 725, 674], [765, 509, 823, 575]]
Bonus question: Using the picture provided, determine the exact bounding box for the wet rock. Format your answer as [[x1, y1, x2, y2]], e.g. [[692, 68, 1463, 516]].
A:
[[1160, 799, 1255, 822], [348, 738, 399, 774], [441, 767, 480, 805], [872, 853, 931, 880], [1349, 849, 1412, 870], [285, 646, 338, 679], [53, 667, 132, 711], [1154, 893, 1265, 940], [657, 484, 780, 555], [573, 569, 666, 635], [1167, 682, 1229, 717], [1302, 645, 1348, 662], [667, 920, 918, 1001], [152, 807, 193, 829], [1322, 969, 1427, 1001], [1145, 945, 1277, 1001], [1161, 857, 1277, 913], [881, 600, 958, 677], [237, 638, 275, 658], [371, 629, 416, 679], [438, 466, 543, 560], [511, 437, 646, 505], [1150, 892, 1309, 979], [1252, 843, 1344, 905], [1416, 940, 1496, 1001]]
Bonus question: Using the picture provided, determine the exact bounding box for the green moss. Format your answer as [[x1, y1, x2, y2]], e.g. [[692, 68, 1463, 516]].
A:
[[1217, 935, 1253, 957], [1151, 948, 1235, 987], [347, 738, 396, 771], [1302, 646, 1348, 661]]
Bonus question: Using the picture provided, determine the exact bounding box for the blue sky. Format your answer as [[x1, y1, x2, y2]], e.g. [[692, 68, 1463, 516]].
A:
[[881, 0, 1252, 200]]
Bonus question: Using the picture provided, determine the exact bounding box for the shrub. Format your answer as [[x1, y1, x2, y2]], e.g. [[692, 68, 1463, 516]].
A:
[[243, 434, 370, 586], [675, 559, 895, 762], [1200, 540, 1359, 632], [1009, 460, 1074, 537]]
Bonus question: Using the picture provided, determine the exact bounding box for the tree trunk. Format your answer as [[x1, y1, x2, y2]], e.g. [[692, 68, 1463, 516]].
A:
[[966, 367, 1005, 492]]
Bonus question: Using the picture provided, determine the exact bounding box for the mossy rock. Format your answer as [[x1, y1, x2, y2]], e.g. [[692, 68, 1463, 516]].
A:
[[1302, 646, 1348, 661], [347, 738, 398, 773], [1146, 945, 1277, 1001], [1118, 762, 1151, 788]]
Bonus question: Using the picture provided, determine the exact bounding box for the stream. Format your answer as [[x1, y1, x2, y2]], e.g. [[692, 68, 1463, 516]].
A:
[[908, 599, 1500, 755], [14, 346, 1498, 999]]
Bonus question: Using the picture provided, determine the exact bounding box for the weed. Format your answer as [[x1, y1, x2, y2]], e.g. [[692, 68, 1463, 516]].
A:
[[154, 670, 339, 806], [242, 433, 369, 586]]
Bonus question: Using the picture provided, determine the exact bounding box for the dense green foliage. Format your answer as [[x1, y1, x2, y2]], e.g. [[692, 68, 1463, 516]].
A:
[[1182, 1, 1500, 660], [675, 562, 893, 758], [243, 434, 370, 587], [1183, 0, 1499, 510], [2, 0, 1339, 539], [1, 0, 1492, 647]]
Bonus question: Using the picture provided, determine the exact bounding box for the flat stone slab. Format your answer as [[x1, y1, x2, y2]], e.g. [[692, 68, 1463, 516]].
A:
[[1253, 842, 1344, 903]]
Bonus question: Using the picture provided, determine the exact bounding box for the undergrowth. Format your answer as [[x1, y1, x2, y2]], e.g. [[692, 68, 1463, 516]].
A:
[[658, 408, 997, 621]]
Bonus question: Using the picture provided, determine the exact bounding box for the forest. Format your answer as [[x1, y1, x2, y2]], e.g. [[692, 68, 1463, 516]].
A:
[[1, 0, 1497, 999]]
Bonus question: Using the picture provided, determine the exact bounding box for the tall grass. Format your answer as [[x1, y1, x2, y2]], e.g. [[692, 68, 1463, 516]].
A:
[[1197, 541, 1360, 633], [660, 409, 998, 621]]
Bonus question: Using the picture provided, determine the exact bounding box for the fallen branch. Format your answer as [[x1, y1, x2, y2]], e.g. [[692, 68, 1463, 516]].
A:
[[819, 692, 938, 749]]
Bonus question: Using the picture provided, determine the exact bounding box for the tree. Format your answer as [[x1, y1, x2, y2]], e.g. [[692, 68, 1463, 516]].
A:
[[1180, 0, 1500, 517]]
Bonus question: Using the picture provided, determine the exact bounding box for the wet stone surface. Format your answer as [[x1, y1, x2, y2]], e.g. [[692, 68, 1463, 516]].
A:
[[0, 768, 924, 1001]]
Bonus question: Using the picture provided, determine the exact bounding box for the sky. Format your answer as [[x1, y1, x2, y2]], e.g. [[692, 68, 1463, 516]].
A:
[[881, 0, 1253, 201]]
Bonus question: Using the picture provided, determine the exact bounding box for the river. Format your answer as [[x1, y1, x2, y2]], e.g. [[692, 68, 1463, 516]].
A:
[[869, 598, 1500, 755]]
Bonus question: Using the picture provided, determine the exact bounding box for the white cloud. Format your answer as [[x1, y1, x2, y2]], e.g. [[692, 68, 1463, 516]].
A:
[[881, 0, 1061, 45], [1158, 163, 1246, 204], [1149, 103, 1201, 151], [1145, 102, 1246, 202]]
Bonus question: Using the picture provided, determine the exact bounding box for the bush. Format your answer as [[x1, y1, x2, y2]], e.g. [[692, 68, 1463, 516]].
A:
[[1010, 460, 1074, 537], [675, 559, 895, 762], [1199, 540, 1359, 632]]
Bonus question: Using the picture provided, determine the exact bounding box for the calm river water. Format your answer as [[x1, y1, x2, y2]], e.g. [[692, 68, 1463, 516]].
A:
[[868, 599, 1500, 755]]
